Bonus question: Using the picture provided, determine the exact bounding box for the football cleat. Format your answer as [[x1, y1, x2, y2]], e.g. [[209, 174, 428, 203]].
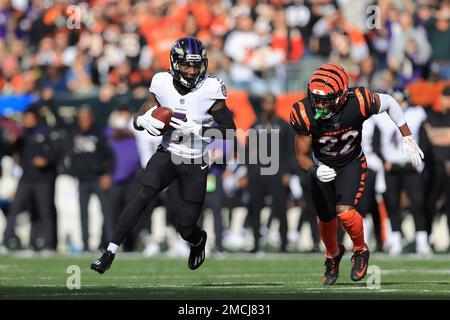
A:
[[350, 247, 370, 282], [323, 244, 346, 286], [188, 230, 207, 270], [91, 250, 115, 274]]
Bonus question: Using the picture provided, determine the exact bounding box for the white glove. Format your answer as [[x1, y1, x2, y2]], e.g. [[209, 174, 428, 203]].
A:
[[136, 106, 165, 136], [316, 165, 337, 183], [170, 116, 202, 136], [167, 143, 203, 158], [401, 135, 424, 168]]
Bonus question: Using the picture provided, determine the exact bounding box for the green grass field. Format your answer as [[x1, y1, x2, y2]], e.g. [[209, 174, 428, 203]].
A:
[[1, 253, 450, 299]]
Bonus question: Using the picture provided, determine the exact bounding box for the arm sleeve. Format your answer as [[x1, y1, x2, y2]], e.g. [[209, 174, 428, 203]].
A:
[[377, 93, 407, 127], [207, 103, 236, 137]]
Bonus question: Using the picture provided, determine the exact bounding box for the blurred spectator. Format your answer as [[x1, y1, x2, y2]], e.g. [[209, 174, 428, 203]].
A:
[[65, 105, 114, 251], [294, 169, 321, 252], [246, 93, 294, 253], [106, 105, 142, 252], [224, 14, 261, 92], [3, 106, 57, 251], [198, 139, 232, 254], [66, 53, 96, 96], [0, 115, 21, 246], [0, 0, 445, 97], [424, 86, 450, 250], [387, 10, 431, 86], [423, 3, 450, 79]]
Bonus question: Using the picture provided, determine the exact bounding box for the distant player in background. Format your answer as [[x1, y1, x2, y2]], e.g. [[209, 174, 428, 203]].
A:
[[371, 89, 431, 255], [91, 37, 236, 273], [291, 64, 424, 285]]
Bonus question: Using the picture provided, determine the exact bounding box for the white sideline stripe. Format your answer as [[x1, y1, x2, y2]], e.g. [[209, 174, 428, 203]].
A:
[[382, 269, 450, 275], [302, 288, 450, 294]]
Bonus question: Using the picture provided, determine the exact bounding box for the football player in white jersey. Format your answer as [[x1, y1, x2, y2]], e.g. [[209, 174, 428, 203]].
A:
[[91, 37, 236, 273]]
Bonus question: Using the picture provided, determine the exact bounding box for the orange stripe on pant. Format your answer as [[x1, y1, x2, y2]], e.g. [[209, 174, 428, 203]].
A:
[[354, 156, 367, 206], [338, 209, 366, 251]]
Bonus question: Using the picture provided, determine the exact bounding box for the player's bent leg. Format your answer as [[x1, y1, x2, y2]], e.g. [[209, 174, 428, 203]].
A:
[[177, 199, 208, 270], [334, 155, 370, 281], [323, 243, 346, 286], [318, 216, 345, 286], [310, 174, 344, 285], [91, 185, 160, 274], [318, 217, 339, 257], [176, 160, 209, 270], [337, 205, 370, 282]]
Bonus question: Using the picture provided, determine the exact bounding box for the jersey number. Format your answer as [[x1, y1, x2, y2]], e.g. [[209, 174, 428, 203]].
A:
[[319, 130, 359, 157]]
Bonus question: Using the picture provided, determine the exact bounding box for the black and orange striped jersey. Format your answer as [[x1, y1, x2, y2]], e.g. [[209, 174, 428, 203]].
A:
[[290, 87, 379, 168]]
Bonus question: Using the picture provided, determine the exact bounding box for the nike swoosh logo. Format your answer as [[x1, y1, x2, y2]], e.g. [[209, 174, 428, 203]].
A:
[[356, 266, 367, 276], [200, 165, 208, 170]]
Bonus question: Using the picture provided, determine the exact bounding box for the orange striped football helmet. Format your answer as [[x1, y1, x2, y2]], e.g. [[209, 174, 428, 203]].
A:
[[307, 63, 349, 120]]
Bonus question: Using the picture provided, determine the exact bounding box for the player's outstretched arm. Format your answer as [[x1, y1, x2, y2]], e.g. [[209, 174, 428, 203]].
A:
[[375, 92, 424, 168]]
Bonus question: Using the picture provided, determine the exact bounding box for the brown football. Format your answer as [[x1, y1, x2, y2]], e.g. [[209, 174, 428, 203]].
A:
[[152, 106, 174, 133]]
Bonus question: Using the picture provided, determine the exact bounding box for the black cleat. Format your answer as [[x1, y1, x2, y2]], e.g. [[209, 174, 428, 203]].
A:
[[351, 247, 370, 282], [323, 244, 346, 286], [188, 230, 207, 270], [91, 250, 115, 274]]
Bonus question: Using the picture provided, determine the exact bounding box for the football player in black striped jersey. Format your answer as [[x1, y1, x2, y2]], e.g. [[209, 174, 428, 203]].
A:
[[290, 63, 424, 285]]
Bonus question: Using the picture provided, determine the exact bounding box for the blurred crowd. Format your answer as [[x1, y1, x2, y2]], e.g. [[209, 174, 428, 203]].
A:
[[0, 0, 449, 97], [0, 0, 449, 256]]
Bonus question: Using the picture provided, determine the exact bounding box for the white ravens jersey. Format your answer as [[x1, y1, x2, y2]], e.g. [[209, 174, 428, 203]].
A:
[[372, 106, 426, 165], [149, 72, 227, 158]]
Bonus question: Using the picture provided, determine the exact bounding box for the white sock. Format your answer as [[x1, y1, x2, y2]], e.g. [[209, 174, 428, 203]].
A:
[[416, 231, 430, 248], [107, 243, 119, 254]]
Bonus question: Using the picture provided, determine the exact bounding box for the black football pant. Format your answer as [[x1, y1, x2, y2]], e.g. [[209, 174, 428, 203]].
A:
[[112, 150, 208, 246]]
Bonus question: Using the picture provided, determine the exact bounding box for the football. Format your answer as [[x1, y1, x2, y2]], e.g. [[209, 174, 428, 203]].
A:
[[152, 106, 174, 134]]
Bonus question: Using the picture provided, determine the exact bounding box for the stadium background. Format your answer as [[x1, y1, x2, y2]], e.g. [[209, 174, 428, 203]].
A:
[[0, 0, 449, 299]]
